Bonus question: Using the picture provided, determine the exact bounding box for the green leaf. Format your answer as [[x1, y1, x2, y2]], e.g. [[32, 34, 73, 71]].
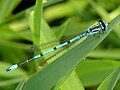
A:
[[33, 0, 43, 46], [89, 0, 109, 21], [55, 18, 71, 39], [97, 67, 120, 90], [0, 0, 21, 22], [22, 15, 120, 90], [58, 70, 85, 90], [44, 0, 65, 8], [40, 19, 58, 45], [76, 59, 120, 87], [15, 78, 26, 90], [0, 77, 23, 87], [89, 49, 120, 59]]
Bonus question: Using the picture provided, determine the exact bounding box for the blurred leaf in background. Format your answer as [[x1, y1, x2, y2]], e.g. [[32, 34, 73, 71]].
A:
[[0, 0, 120, 90]]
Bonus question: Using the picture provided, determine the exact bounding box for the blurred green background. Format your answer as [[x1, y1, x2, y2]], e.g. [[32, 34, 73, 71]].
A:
[[0, 0, 120, 90]]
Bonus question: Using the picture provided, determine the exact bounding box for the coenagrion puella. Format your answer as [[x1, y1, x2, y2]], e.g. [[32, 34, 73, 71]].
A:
[[6, 20, 108, 72]]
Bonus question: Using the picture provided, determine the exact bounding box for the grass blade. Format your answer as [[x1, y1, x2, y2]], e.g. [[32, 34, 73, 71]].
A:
[[33, 0, 43, 46], [22, 14, 120, 90], [97, 67, 120, 90], [58, 70, 85, 90], [0, 0, 21, 22], [76, 59, 120, 87], [15, 79, 26, 90]]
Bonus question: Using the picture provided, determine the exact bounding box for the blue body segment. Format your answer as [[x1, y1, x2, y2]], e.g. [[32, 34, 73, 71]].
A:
[[82, 33, 87, 36], [70, 36, 80, 42], [33, 54, 41, 59], [6, 20, 108, 72], [56, 44, 63, 49], [42, 48, 54, 55], [60, 42, 68, 47], [6, 64, 18, 71]]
